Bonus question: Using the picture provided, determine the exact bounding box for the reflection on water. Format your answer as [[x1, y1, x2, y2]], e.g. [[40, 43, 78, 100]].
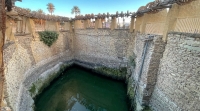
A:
[[35, 67, 128, 111]]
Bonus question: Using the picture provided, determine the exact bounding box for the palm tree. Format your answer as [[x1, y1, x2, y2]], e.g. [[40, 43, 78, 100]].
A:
[[37, 9, 44, 14], [47, 3, 55, 15], [37, 9, 44, 25], [71, 6, 81, 16]]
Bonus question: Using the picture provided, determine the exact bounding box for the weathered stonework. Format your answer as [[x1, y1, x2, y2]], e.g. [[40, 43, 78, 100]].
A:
[[2, 29, 135, 111], [133, 33, 165, 108], [4, 42, 32, 110], [74, 29, 135, 68], [3, 31, 74, 111], [1, 28, 200, 111], [150, 33, 200, 111], [1, 0, 200, 111]]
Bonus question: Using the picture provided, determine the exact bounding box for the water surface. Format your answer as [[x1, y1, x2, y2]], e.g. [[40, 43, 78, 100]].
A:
[[35, 66, 129, 111]]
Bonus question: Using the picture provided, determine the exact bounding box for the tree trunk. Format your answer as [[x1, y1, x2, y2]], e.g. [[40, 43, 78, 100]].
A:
[[0, 0, 6, 109]]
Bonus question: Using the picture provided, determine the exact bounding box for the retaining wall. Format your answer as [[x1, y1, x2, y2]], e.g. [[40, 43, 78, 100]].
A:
[[2, 29, 135, 111], [133, 33, 165, 105], [2, 28, 200, 111], [150, 33, 200, 111], [3, 31, 73, 111], [74, 29, 135, 68]]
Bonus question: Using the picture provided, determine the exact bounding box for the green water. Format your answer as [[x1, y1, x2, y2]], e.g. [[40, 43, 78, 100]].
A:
[[35, 66, 129, 111]]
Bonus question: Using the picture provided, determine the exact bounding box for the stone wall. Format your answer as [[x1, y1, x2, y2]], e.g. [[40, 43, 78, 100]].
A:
[[149, 33, 200, 111], [2, 27, 200, 111], [74, 29, 135, 68], [132, 33, 165, 109], [2, 29, 135, 111], [3, 31, 74, 111]]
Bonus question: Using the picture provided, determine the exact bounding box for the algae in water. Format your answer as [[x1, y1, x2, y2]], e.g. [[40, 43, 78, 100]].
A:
[[95, 67, 127, 79]]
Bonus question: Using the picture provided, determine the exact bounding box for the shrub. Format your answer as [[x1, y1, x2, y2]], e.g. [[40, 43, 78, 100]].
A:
[[38, 31, 59, 47]]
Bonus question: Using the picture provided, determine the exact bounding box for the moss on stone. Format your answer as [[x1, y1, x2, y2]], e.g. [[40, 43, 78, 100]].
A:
[[127, 77, 135, 110], [29, 83, 36, 97], [142, 106, 152, 111], [38, 64, 69, 94], [127, 78, 135, 100], [95, 67, 127, 79], [28, 63, 70, 98], [128, 54, 136, 67], [127, 78, 152, 111], [37, 72, 57, 95]]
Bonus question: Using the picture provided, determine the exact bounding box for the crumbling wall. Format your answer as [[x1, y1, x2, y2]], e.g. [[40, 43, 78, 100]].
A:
[[150, 33, 200, 111], [3, 31, 74, 111], [74, 29, 134, 68], [132, 33, 165, 108]]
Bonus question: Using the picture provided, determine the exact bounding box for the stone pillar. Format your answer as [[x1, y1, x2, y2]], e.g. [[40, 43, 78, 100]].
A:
[[27, 18, 37, 40], [62, 22, 69, 30], [163, 4, 179, 42], [16, 20, 21, 33], [95, 18, 102, 30], [22, 16, 26, 33], [111, 17, 117, 30], [84, 19, 90, 29], [24, 17, 30, 34], [135, 16, 144, 33], [19, 16, 23, 33], [5, 18, 15, 42], [55, 22, 59, 32], [74, 20, 82, 29], [74, 20, 78, 29], [129, 17, 135, 32], [142, 9, 168, 35], [69, 21, 73, 32], [98, 19, 102, 28], [140, 13, 148, 33], [45, 21, 59, 32]]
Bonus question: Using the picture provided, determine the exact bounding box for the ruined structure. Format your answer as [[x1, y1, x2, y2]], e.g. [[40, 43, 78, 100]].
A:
[[0, 0, 199, 111]]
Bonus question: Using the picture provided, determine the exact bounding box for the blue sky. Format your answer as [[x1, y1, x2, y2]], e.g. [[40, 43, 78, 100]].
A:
[[15, 0, 153, 17]]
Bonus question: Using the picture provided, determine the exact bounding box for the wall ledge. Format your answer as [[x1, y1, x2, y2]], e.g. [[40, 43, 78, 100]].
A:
[[168, 31, 200, 38]]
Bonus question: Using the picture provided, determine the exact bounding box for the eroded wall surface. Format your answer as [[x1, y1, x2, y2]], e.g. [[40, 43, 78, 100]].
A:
[[2, 28, 200, 111], [3, 29, 135, 110], [3, 31, 74, 110], [150, 33, 200, 111], [74, 29, 135, 68], [133, 33, 165, 106]]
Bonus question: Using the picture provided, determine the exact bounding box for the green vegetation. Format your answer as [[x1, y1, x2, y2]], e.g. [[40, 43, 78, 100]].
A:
[[38, 31, 59, 47], [29, 64, 70, 98], [127, 78, 135, 100], [127, 78, 152, 111], [127, 77, 135, 110], [142, 106, 152, 111], [95, 67, 127, 79], [37, 64, 69, 94], [128, 53, 136, 67], [29, 84, 36, 97]]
